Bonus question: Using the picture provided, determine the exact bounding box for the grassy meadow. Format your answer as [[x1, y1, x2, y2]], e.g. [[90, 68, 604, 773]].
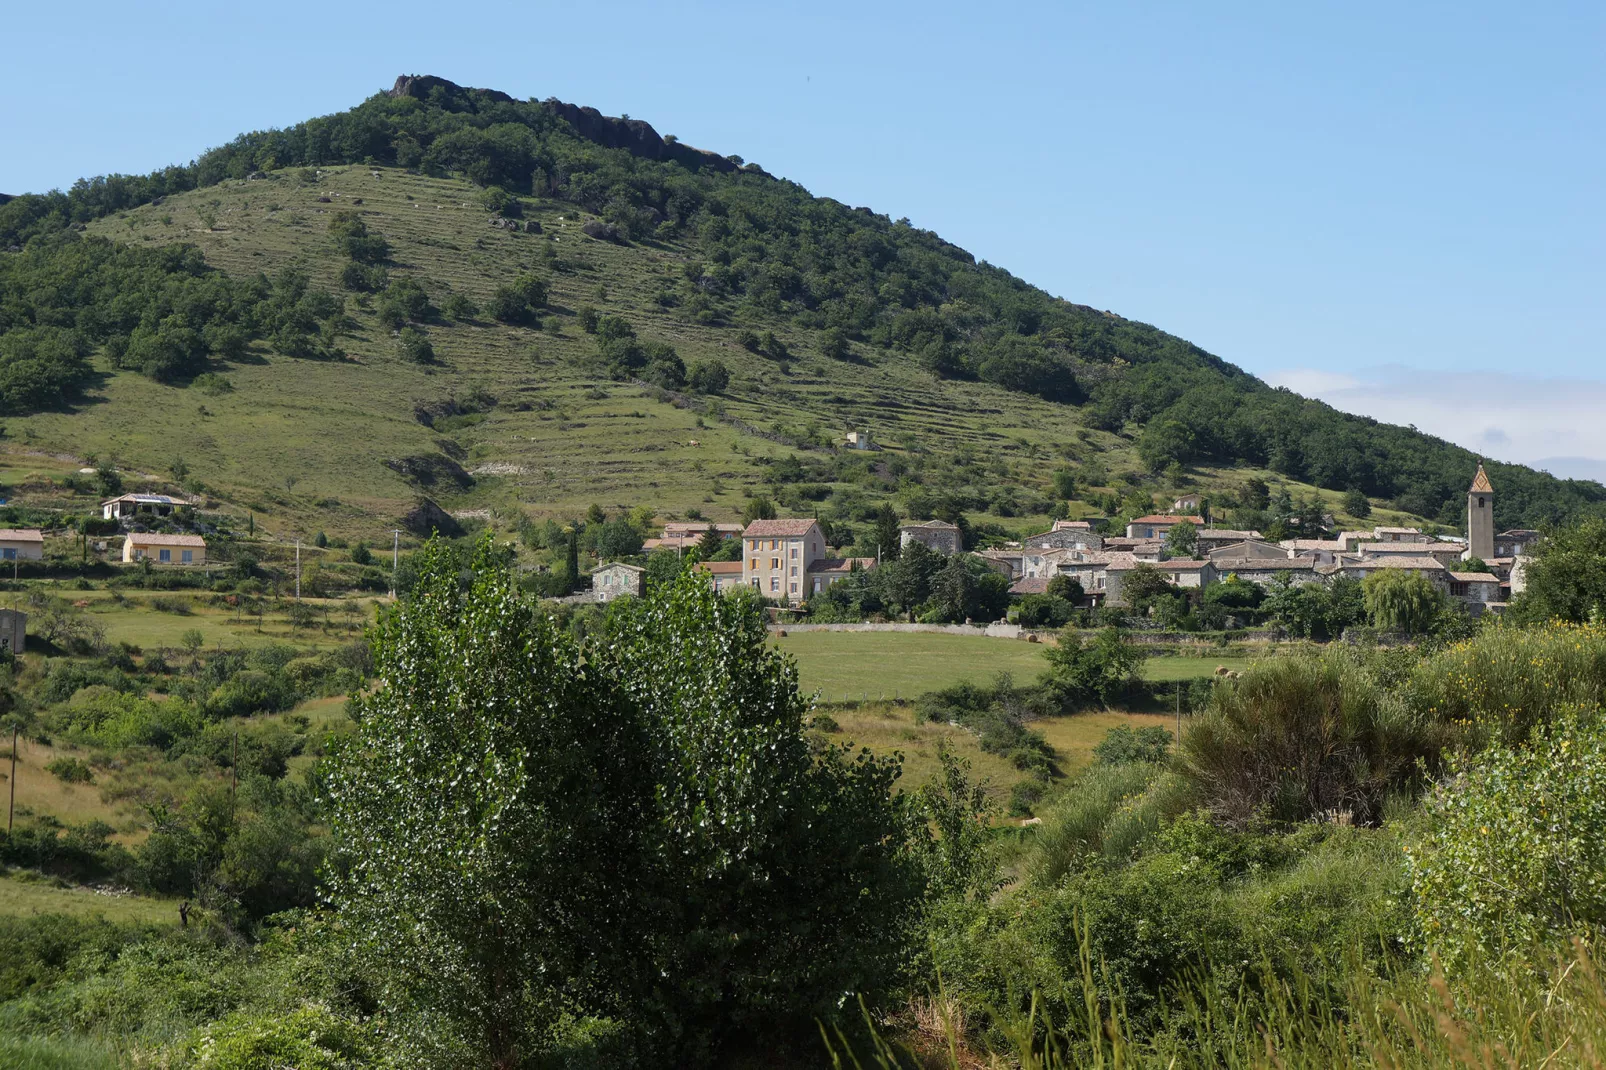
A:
[[777, 628, 1248, 698], [0, 872, 175, 925], [819, 701, 1174, 802]]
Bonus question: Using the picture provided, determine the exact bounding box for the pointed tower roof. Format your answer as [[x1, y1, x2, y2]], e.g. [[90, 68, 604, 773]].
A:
[[1469, 463, 1494, 494]]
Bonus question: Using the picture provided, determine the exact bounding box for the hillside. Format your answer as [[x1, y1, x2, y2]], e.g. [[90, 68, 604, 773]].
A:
[[0, 74, 1601, 551]]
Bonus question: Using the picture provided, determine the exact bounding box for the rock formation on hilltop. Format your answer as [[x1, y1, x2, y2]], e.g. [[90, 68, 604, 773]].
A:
[[388, 74, 744, 175]]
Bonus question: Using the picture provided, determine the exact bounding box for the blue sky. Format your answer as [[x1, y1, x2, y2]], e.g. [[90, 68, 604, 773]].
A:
[[4, 2, 1603, 473]]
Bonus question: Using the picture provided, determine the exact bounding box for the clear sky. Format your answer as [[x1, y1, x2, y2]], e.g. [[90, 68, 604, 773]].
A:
[[4, 2, 1602, 474]]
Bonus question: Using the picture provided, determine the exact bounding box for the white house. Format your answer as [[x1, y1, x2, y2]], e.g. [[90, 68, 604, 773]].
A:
[[102, 494, 188, 521], [0, 529, 44, 562], [123, 532, 206, 565]]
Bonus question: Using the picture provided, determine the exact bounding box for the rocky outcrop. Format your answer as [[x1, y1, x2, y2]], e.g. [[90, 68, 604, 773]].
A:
[[389, 74, 513, 108], [386, 74, 747, 176], [400, 496, 464, 539], [541, 99, 741, 174], [385, 453, 474, 489], [581, 220, 621, 243]]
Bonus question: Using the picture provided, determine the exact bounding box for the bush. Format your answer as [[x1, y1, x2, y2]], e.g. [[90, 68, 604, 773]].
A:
[[327, 540, 920, 1063], [1178, 649, 1435, 825], [181, 1003, 376, 1070], [1042, 627, 1144, 709], [1016, 593, 1076, 629], [1409, 622, 1606, 746], [686, 358, 730, 394], [396, 326, 434, 364], [45, 756, 94, 784], [1093, 724, 1172, 766], [1407, 709, 1606, 976]]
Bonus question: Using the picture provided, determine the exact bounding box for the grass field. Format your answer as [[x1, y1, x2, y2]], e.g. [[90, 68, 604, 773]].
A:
[[1141, 652, 1250, 680], [821, 702, 1175, 801], [776, 631, 1049, 700], [65, 590, 379, 652], [0, 872, 175, 925], [777, 630, 1249, 698]]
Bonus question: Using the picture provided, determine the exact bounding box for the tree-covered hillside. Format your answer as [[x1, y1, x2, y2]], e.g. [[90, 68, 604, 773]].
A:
[[0, 74, 1600, 533]]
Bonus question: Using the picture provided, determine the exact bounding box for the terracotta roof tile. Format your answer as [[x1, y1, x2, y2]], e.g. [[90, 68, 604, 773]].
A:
[[742, 519, 819, 537], [125, 533, 205, 547]]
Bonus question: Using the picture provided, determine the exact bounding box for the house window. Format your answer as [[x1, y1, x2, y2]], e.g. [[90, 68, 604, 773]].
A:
[[750, 578, 760, 589], [770, 540, 779, 550], [770, 577, 779, 592], [813, 578, 823, 593], [770, 557, 779, 569], [1451, 582, 1469, 597], [790, 547, 799, 559], [790, 566, 798, 577], [0, 549, 13, 561], [749, 559, 758, 570]]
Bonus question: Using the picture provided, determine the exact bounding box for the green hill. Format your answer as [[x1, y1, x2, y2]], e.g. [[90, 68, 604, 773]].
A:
[[0, 74, 1600, 551]]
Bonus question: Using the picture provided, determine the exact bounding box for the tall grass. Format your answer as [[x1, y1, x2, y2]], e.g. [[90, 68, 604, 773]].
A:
[[828, 934, 1606, 1069], [0, 1034, 121, 1070]]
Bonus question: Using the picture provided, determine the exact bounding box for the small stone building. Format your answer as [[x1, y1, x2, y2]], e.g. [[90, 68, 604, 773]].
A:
[[899, 520, 961, 556], [591, 562, 644, 603]]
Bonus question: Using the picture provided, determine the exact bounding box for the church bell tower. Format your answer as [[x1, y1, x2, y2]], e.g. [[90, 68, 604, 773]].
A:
[[1467, 463, 1495, 562]]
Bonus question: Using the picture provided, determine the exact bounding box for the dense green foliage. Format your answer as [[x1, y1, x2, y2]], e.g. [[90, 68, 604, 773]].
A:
[[326, 539, 919, 1064], [1407, 710, 1606, 976], [1512, 516, 1606, 622], [0, 236, 341, 410]]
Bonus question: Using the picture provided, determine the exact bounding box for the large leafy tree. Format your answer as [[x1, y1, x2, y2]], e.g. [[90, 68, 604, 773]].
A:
[[327, 539, 920, 1064], [1512, 518, 1606, 623], [325, 539, 656, 1067], [1362, 570, 1444, 635], [598, 575, 920, 1048]]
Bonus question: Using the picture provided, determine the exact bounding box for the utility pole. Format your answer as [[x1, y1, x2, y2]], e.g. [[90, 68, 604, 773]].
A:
[[295, 539, 301, 600], [1176, 682, 1183, 745], [8, 724, 16, 834], [391, 530, 401, 596]]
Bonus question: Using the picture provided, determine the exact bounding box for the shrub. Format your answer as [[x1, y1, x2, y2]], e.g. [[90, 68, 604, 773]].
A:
[[327, 540, 920, 1063], [1407, 709, 1606, 976], [181, 1003, 376, 1070], [1409, 622, 1606, 746], [1016, 593, 1076, 629], [441, 293, 478, 321], [46, 756, 94, 783], [1093, 724, 1172, 766], [686, 358, 730, 394], [1178, 650, 1436, 826], [1042, 627, 1144, 709], [396, 326, 434, 364]]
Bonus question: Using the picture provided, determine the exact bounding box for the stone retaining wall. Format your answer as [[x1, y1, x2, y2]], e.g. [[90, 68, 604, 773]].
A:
[[769, 621, 1047, 641]]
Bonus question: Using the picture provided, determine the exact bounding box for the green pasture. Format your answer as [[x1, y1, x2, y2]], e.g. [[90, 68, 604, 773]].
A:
[[775, 629, 1243, 699], [0, 872, 176, 925], [775, 631, 1048, 700]]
